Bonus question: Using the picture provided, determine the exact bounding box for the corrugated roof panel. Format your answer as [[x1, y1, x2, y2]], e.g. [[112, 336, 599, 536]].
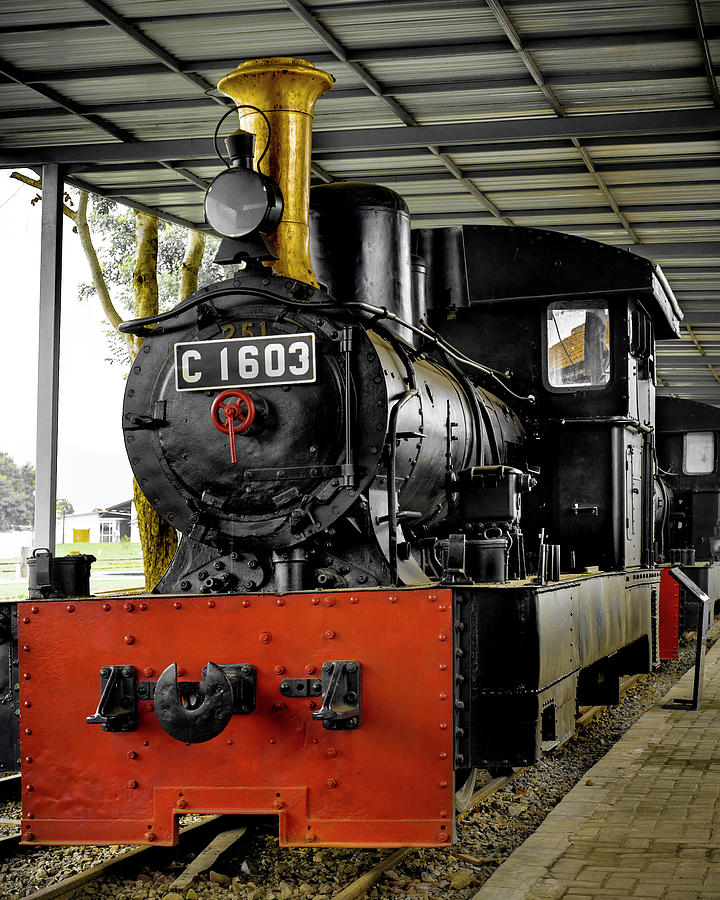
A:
[[503, 0, 692, 35], [532, 41, 702, 76], [487, 186, 612, 211], [446, 146, 582, 168], [554, 80, 711, 115], [404, 88, 555, 125], [614, 183, 720, 204], [3, 1, 97, 27], [110, 0, 286, 14], [312, 1, 505, 49], [365, 50, 531, 84], [1, 24, 157, 71], [635, 225, 720, 241], [140, 15, 327, 62], [602, 166, 720, 186], [584, 138, 720, 162]]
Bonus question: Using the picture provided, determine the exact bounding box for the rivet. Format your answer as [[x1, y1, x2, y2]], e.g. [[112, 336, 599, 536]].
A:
[[259, 631, 272, 643], [388, 595, 398, 604], [440, 810, 448, 818], [304, 664, 316, 675], [144, 702, 153, 712], [438, 604, 448, 612], [138, 602, 147, 611], [143, 667, 154, 677], [437, 833, 449, 843], [305, 832, 316, 843], [439, 663, 448, 671], [123, 602, 134, 612], [177, 666, 185, 676], [66, 604, 75, 613], [439, 722, 448, 730], [325, 747, 337, 758], [428, 593, 438, 602], [324, 597, 335, 607], [24, 728, 32, 735], [31, 606, 39, 614], [127, 780, 137, 790], [24, 700, 32, 708], [277, 598, 285, 607], [22, 645, 30, 652], [26, 812, 33, 819], [326, 778, 337, 789], [349, 596, 359, 604], [173, 601, 182, 610], [145, 832, 156, 842], [324, 630, 336, 640], [102, 603, 111, 611], [23, 673, 31, 681], [274, 665, 286, 675], [26, 784, 33, 792], [227, 739, 233, 745], [311, 597, 320, 606], [22, 616, 30, 624], [24, 756, 32, 764], [439, 780, 448, 788], [272, 702, 285, 712], [207, 599, 216, 608], [242, 599, 251, 608], [438, 634, 447, 642], [439, 693, 448, 700], [124, 634, 135, 645], [127, 750, 137, 759], [439, 752, 447, 759], [272, 799, 284, 810]]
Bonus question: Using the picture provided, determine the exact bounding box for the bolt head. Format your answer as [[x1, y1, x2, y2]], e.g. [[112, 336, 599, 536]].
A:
[[127, 780, 137, 790], [122, 666, 134, 678], [326, 778, 337, 789], [272, 798, 284, 810], [325, 747, 337, 758], [304, 664, 316, 675], [176, 798, 187, 808], [124, 634, 135, 645], [259, 631, 271, 643], [437, 832, 449, 843], [305, 832, 316, 843], [24, 832, 34, 842], [143, 667, 154, 678], [145, 832, 156, 842], [323, 630, 336, 640], [127, 750, 137, 759], [273, 665, 285, 675]]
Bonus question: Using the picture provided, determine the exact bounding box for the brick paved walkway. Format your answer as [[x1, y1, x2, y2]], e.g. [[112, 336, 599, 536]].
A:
[[473, 640, 720, 899]]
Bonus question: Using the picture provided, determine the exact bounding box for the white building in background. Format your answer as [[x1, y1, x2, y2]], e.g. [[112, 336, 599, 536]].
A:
[[63, 500, 134, 544]]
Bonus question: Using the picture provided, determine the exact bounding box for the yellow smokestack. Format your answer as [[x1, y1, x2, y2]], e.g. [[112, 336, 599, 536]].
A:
[[217, 57, 334, 286]]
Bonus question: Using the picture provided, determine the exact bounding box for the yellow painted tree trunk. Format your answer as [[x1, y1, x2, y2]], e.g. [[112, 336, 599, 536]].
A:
[[132, 212, 177, 590]]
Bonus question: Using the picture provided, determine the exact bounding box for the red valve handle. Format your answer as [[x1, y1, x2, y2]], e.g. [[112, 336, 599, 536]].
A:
[[210, 390, 256, 465], [210, 390, 256, 435]]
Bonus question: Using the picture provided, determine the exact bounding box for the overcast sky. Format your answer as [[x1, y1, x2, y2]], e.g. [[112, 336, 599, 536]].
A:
[[1, 170, 133, 514]]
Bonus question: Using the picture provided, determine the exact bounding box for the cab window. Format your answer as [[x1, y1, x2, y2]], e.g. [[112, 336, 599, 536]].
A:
[[546, 302, 610, 389], [684, 432, 715, 475]]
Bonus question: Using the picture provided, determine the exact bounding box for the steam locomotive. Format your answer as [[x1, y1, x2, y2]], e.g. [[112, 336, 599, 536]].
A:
[[6, 57, 709, 849]]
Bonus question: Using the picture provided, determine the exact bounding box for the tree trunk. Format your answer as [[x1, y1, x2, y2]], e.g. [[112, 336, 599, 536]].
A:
[[178, 230, 206, 302], [132, 212, 178, 590]]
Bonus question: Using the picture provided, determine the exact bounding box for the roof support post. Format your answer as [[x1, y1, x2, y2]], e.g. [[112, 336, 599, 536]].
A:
[[34, 163, 64, 552]]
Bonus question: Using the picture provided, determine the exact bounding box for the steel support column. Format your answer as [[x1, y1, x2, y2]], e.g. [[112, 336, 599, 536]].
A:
[[34, 163, 64, 551]]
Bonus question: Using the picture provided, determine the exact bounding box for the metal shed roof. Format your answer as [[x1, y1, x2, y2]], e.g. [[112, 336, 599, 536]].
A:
[[1, 0, 719, 404]]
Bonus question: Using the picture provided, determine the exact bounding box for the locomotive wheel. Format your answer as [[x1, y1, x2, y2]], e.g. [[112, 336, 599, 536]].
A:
[[454, 767, 478, 813]]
